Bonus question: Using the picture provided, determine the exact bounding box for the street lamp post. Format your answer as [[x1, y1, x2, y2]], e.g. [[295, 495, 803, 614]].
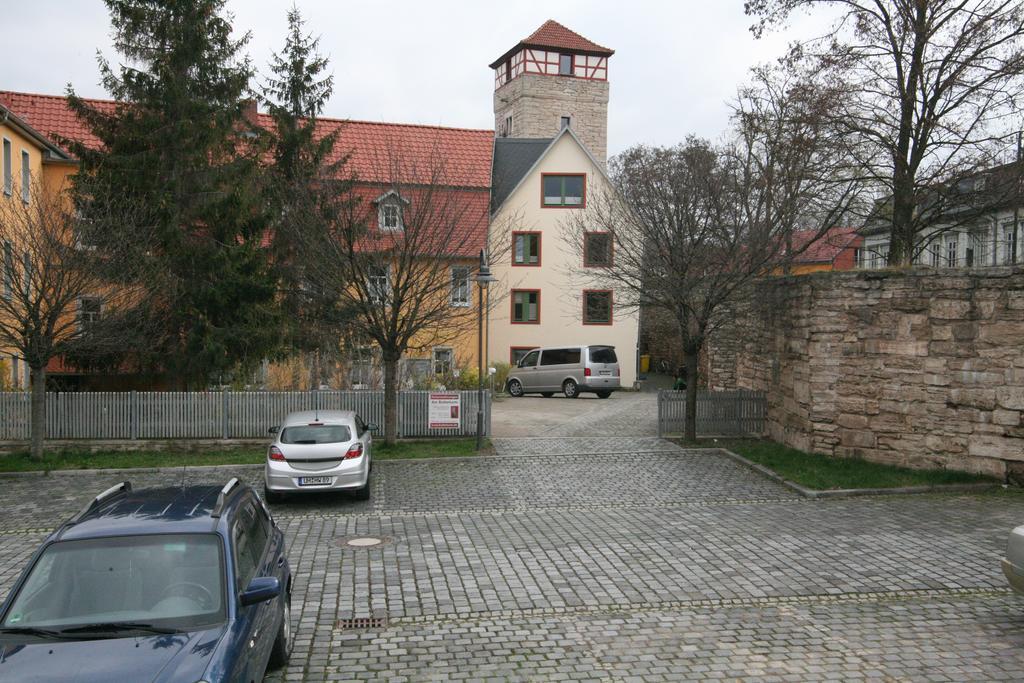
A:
[[475, 249, 496, 450]]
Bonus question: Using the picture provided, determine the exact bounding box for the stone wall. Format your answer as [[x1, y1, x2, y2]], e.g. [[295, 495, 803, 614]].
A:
[[494, 74, 609, 163], [720, 266, 1024, 477]]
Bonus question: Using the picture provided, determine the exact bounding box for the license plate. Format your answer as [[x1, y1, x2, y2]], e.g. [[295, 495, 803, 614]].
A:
[[298, 476, 333, 486], [599, 370, 611, 375]]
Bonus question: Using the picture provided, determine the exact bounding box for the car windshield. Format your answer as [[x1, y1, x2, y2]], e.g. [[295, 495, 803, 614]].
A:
[[280, 424, 351, 444], [1, 534, 225, 633], [589, 347, 617, 364]]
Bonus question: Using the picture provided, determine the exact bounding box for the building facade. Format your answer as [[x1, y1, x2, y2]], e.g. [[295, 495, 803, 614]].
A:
[[486, 21, 639, 387]]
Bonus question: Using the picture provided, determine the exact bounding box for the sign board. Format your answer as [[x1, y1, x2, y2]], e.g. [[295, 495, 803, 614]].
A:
[[428, 392, 461, 429]]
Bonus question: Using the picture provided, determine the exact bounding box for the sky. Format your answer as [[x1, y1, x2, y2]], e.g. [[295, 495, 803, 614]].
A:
[[4, 1, 831, 157]]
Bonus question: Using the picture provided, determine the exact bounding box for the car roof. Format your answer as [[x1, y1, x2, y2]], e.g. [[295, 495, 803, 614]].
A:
[[56, 485, 246, 541], [281, 410, 356, 426]]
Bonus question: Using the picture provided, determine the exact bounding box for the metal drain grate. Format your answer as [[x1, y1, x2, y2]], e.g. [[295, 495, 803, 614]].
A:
[[337, 616, 388, 630]]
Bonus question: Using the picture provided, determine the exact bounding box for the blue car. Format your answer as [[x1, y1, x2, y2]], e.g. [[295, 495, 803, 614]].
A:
[[0, 479, 292, 682]]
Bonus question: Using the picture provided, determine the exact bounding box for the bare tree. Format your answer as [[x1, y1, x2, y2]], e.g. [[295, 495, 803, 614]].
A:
[[747, 0, 1024, 265], [294, 138, 509, 444], [564, 69, 861, 440], [0, 181, 142, 459]]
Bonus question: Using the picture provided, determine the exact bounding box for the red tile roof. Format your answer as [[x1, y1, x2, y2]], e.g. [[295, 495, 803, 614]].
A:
[[788, 227, 863, 264], [0, 90, 493, 253], [489, 20, 613, 68], [0, 91, 119, 153], [0, 91, 494, 189], [523, 20, 613, 55]]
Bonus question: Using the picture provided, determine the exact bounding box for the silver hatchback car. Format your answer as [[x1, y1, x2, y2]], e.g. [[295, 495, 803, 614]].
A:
[[263, 410, 375, 503]]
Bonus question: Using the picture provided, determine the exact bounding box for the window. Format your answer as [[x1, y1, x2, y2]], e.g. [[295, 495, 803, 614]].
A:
[[450, 266, 470, 306], [512, 232, 541, 265], [79, 297, 102, 328], [583, 290, 613, 325], [367, 265, 390, 304], [542, 174, 585, 207], [503, 114, 513, 137], [281, 424, 352, 444], [2, 241, 13, 300], [930, 243, 940, 267], [946, 237, 958, 267], [853, 248, 861, 268], [584, 232, 613, 267], [560, 116, 571, 129], [504, 58, 512, 84], [233, 501, 268, 589], [510, 347, 535, 365], [20, 150, 30, 203], [518, 349, 540, 367], [379, 202, 402, 231], [21, 251, 30, 297], [589, 346, 617, 364], [511, 289, 540, 323], [1005, 226, 1018, 265], [559, 54, 573, 75], [2, 139, 11, 196], [433, 347, 453, 375], [540, 348, 581, 366]]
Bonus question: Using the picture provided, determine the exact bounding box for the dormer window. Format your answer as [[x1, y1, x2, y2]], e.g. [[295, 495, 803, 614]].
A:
[[381, 204, 401, 230], [559, 54, 572, 76], [375, 190, 408, 232]]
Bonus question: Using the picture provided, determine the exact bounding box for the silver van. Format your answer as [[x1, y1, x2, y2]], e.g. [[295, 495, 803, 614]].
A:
[[506, 345, 620, 398]]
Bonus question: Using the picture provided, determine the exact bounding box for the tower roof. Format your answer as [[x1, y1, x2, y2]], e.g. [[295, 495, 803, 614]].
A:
[[489, 20, 614, 68]]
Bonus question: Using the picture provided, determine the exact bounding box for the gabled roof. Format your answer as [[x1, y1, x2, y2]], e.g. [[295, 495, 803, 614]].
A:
[[491, 138, 552, 211], [490, 126, 612, 215], [0, 90, 494, 188], [0, 91, 118, 154], [0, 90, 494, 254], [489, 20, 614, 68]]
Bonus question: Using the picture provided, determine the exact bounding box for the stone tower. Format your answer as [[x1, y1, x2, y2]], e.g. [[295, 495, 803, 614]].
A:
[[490, 20, 613, 163]]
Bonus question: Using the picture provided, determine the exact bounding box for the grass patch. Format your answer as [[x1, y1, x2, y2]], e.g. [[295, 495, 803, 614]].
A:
[[374, 438, 490, 460], [678, 438, 997, 490], [0, 448, 266, 473], [0, 438, 490, 472]]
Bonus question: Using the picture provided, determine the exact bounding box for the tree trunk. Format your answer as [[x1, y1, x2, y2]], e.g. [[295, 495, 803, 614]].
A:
[[382, 350, 400, 445], [684, 349, 699, 442], [29, 365, 46, 461]]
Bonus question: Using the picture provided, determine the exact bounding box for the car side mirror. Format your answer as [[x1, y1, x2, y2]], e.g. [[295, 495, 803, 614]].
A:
[[240, 576, 281, 606], [268, 426, 279, 435], [366, 423, 379, 432]]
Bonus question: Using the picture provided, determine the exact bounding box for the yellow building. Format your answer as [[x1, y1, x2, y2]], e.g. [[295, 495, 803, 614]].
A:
[[0, 100, 77, 390]]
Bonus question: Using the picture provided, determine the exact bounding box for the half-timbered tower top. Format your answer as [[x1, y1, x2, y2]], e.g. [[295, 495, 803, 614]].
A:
[[491, 20, 612, 163]]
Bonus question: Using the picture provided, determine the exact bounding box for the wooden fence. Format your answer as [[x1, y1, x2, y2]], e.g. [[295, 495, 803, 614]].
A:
[[657, 390, 766, 437], [0, 390, 491, 441]]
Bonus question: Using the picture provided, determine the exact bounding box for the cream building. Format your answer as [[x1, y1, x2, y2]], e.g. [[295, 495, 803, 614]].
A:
[[486, 21, 639, 387]]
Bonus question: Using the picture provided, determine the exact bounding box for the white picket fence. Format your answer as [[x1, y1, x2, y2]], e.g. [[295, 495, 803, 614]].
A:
[[657, 389, 767, 437], [0, 390, 491, 441]]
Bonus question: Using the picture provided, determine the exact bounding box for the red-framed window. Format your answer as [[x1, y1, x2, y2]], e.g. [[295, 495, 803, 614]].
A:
[[541, 173, 586, 208], [512, 231, 541, 266], [583, 232, 613, 267], [511, 289, 540, 324], [510, 346, 536, 365], [583, 290, 613, 325]]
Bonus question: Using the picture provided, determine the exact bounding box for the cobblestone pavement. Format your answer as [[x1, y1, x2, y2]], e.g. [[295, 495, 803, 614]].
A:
[[3, 444, 1024, 681]]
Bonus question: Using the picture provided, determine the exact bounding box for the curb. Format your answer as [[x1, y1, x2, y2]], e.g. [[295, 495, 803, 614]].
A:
[[715, 448, 1000, 499], [0, 462, 264, 479]]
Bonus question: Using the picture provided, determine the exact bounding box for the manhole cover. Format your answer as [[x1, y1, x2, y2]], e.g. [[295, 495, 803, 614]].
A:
[[337, 616, 388, 630], [335, 535, 395, 549]]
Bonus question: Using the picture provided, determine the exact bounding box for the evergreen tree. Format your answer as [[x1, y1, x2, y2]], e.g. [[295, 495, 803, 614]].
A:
[[65, 0, 281, 387], [262, 6, 352, 388]]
